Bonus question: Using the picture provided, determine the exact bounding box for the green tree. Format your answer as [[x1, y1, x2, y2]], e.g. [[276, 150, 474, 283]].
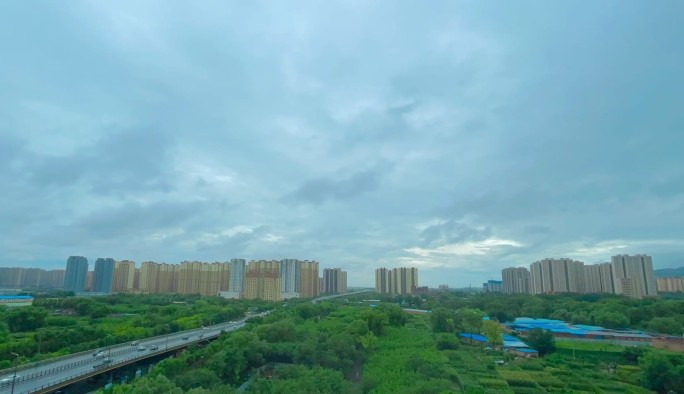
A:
[[362, 309, 388, 336], [112, 374, 183, 394], [526, 328, 555, 356], [430, 307, 455, 333], [434, 333, 459, 350], [7, 307, 48, 332], [458, 308, 486, 334], [482, 320, 503, 347], [647, 317, 683, 336], [594, 311, 629, 329], [639, 352, 676, 393], [382, 304, 408, 327], [174, 368, 221, 391]]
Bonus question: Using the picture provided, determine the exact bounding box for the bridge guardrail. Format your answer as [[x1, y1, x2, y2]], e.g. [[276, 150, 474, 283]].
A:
[[0, 320, 238, 378], [3, 330, 225, 394]]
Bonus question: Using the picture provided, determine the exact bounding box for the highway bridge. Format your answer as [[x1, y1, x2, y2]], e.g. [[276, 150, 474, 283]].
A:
[[0, 316, 256, 394], [0, 290, 373, 394]]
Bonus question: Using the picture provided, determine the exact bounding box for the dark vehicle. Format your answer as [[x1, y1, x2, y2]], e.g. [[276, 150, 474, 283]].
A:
[[149, 345, 158, 350], [93, 358, 112, 369]]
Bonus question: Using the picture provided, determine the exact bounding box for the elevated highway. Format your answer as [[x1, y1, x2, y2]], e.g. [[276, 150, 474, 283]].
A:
[[0, 317, 255, 394], [0, 289, 372, 394]]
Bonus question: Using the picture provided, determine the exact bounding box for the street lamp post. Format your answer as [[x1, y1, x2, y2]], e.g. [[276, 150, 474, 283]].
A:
[[10, 352, 19, 394]]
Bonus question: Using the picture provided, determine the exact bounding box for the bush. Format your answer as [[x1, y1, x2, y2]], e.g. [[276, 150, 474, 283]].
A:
[[435, 333, 460, 350], [478, 378, 509, 389]]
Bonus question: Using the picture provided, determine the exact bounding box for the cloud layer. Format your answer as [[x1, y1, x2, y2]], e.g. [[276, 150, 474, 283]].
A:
[[1, 1, 683, 287]]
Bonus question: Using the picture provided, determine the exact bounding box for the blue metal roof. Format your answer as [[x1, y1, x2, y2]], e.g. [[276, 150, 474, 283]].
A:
[[0, 296, 33, 300], [460, 333, 488, 342], [503, 339, 529, 348], [516, 348, 539, 353]]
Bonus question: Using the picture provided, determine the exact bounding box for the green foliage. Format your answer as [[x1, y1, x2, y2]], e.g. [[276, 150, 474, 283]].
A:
[[647, 317, 683, 335], [435, 333, 460, 350], [0, 294, 269, 364], [112, 374, 183, 394], [430, 307, 455, 333], [639, 351, 684, 393], [249, 365, 351, 393], [174, 368, 221, 391], [482, 320, 503, 347], [381, 304, 408, 327], [525, 328, 555, 356], [6, 307, 48, 332], [457, 308, 486, 334], [362, 308, 389, 336]]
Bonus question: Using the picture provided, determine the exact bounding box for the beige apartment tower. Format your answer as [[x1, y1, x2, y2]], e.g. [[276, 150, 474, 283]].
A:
[[656, 277, 684, 293], [244, 260, 281, 301], [375, 267, 418, 295], [113, 260, 136, 292], [299, 260, 320, 298]]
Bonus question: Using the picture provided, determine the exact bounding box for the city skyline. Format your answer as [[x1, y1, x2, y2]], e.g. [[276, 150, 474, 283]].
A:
[[0, 251, 681, 289], [1, 2, 684, 288]]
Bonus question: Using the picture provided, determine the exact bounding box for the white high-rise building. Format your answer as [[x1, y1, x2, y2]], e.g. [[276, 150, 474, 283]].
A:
[[583, 262, 616, 294], [221, 259, 245, 298], [502, 267, 531, 294], [530, 258, 585, 294], [610, 254, 657, 298], [280, 259, 301, 299]]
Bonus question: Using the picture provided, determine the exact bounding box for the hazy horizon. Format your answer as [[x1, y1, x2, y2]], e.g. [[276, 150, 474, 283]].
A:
[[1, 1, 683, 287]]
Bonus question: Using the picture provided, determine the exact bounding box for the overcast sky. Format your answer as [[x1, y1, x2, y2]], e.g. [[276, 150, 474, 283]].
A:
[[1, 1, 683, 287]]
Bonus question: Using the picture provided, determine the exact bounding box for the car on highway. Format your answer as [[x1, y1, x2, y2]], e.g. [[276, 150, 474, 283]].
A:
[[1, 375, 19, 386], [92, 349, 104, 356], [181, 336, 189, 340], [131, 341, 139, 346], [137, 345, 147, 351], [93, 358, 112, 369], [149, 345, 158, 350]]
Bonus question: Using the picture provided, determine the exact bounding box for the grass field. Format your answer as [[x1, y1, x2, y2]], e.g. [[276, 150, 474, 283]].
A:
[[555, 340, 628, 352], [362, 312, 655, 394]]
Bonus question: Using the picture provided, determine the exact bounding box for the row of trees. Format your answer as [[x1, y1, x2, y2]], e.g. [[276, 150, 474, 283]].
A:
[[0, 293, 273, 367]]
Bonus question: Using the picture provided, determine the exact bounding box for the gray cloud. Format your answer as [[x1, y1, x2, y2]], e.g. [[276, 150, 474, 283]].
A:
[[286, 164, 392, 205], [1, 1, 683, 285]]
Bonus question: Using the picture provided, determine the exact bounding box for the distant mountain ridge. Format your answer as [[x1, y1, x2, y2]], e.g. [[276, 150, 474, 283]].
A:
[[655, 266, 684, 278]]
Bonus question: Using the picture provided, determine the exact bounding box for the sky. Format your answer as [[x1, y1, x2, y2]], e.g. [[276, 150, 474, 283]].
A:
[[1, 1, 683, 288]]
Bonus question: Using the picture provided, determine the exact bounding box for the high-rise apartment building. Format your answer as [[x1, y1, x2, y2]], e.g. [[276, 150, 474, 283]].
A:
[[483, 280, 502, 292], [244, 260, 281, 301], [375, 267, 418, 295], [323, 268, 348, 294], [299, 260, 320, 298], [93, 258, 116, 293], [530, 258, 585, 294], [583, 262, 616, 294], [139, 262, 179, 293], [64, 256, 88, 292], [222, 259, 246, 298], [0, 268, 65, 289], [113, 260, 136, 292], [178, 261, 230, 296], [375, 268, 391, 294], [280, 259, 301, 299], [610, 254, 657, 298], [501, 267, 531, 294], [392, 267, 417, 295], [0, 267, 23, 288], [656, 277, 684, 293]]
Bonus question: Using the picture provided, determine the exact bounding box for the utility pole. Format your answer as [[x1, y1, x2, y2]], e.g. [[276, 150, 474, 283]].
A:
[[10, 352, 19, 394]]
